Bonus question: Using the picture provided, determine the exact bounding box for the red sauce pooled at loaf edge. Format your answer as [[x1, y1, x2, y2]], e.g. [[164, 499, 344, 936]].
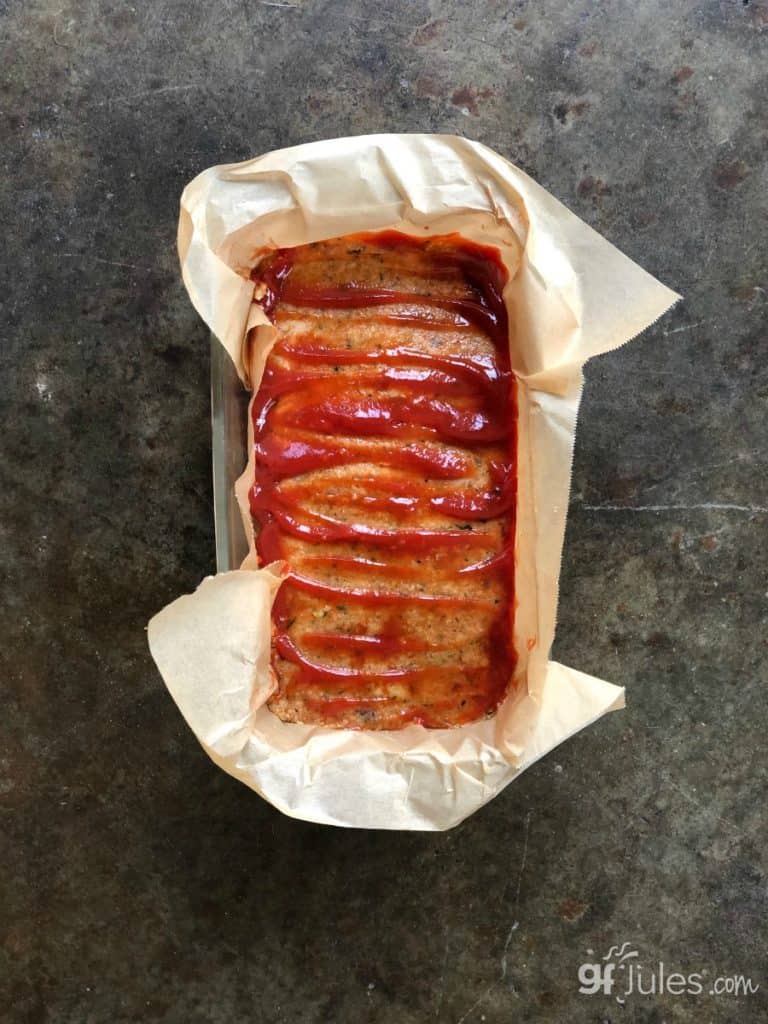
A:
[[249, 231, 517, 728]]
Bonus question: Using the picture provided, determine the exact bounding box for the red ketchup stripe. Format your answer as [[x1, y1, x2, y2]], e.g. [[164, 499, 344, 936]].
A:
[[272, 340, 504, 390], [249, 231, 516, 727], [274, 633, 488, 687], [298, 631, 455, 654], [275, 306, 480, 332], [273, 394, 507, 444], [250, 493, 496, 549], [295, 551, 508, 579], [300, 693, 498, 729], [268, 481, 513, 524], [284, 571, 497, 609], [254, 434, 474, 480], [261, 362, 491, 398], [280, 284, 501, 339]]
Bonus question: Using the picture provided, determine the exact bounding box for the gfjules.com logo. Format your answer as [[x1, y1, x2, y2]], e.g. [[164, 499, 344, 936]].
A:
[[578, 942, 759, 1004]]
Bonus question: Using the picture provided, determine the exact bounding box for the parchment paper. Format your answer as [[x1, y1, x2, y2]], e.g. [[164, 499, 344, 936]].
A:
[[150, 134, 679, 830]]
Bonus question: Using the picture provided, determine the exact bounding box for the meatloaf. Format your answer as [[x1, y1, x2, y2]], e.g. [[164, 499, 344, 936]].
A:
[[248, 231, 517, 730]]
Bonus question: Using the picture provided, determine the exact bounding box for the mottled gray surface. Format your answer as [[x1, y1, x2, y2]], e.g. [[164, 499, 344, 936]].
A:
[[1, 1, 767, 1022]]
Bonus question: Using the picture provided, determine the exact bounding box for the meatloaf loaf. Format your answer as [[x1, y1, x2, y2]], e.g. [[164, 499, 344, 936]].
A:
[[248, 231, 517, 730]]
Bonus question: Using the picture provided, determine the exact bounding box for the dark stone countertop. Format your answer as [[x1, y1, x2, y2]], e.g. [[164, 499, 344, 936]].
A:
[[2, 2, 766, 1022]]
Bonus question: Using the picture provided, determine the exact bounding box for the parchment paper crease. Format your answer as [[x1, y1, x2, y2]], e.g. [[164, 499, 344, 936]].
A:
[[150, 134, 679, 830]]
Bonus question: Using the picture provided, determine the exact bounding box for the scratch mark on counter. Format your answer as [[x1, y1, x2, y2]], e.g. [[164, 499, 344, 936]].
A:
[[53, 14, 73, 48], [662, 319, 714, 336], [455, 816, 529, 1020], [513, 810, 532, 913], [455, 920, 520, 1022], [62, 253, 151, 272], [581, 503, 768, 514], [500, 920, 520, 994], [456, 980, 496, 1024], [433, 928, 450, 1018]]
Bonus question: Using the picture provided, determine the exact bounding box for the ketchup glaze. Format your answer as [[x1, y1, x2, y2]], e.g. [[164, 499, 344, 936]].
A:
[[249, 231, 517, 729]]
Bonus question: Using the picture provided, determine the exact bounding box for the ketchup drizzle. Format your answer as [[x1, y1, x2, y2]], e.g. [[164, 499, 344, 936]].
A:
[[249, 231, 517, 728]]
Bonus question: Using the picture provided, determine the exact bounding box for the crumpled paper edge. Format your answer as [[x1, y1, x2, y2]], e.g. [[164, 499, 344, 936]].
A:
[[149, 572, 624, 830]]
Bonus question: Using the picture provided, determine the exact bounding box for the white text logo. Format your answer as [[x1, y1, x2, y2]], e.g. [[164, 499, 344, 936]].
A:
[[578, 942, 759, 1004]]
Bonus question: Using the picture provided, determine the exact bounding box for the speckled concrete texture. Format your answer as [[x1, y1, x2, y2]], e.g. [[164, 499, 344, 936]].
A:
[[1, 1, 767, 1022]]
